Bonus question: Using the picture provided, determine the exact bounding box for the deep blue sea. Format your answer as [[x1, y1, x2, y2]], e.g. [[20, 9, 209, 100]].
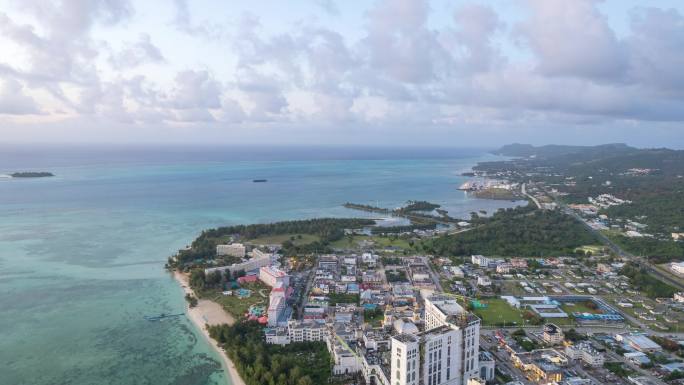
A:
[[0, 145, 523, 385]]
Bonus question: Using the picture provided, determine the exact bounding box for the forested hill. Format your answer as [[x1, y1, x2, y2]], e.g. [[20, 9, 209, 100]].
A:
[[492, 143, 634, 159]]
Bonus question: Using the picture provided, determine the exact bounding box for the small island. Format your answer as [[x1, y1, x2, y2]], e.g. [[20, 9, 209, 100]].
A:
[[10, 172, 54, 178]]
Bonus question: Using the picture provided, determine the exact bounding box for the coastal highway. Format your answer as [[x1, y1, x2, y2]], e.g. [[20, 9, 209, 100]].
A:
[[521, 183, 541, 209], [563, 206, 684, 292]]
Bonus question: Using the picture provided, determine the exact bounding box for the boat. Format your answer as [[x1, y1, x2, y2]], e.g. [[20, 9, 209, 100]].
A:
[[252, 179, 268, 183]]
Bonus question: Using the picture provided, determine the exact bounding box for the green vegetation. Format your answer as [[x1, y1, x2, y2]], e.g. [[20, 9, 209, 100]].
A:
[[607, 233, 684, 262], [398, 200, 441, 213], [184, 293, 198, 308], [370, 223, 436, 234], [620, 263, 677, 298], [327, 293, 359, 305], [561, 301, 602, 315], [603, 362, 634, 378], [10, 171, 54, 178], [511, 329, 539, 351], [246, 233, 320, 246], [169, 218, 375, 267], [426, 206, 596, 257], [603, 191, 684, 235], [210, 281, 269, 319], [364, 307, 384, 326], [471, 298, 525, 326], [209, 321, 331, 385], [385, 269, 408, 282], [473, 188, 520, 200], [330, 234, 414, 251], [564, 328, 587, 343]]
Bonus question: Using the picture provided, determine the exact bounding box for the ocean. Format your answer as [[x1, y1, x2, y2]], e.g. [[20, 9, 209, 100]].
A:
[[0, 145, 523, 385]]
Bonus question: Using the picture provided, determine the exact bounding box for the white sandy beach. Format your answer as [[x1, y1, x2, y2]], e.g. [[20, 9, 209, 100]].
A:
[[174, 271, 246, 385]]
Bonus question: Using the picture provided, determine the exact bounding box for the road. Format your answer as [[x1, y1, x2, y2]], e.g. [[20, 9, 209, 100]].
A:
[[563, 207, 684, 291], [521, 183, 541, 209]]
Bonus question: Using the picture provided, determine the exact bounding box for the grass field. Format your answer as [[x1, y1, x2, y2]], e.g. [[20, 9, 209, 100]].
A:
[[560, 301, 603, 315], [330, 235, 414, 250], [472, 298, 526, 326], [574, 245, 606, 254], [246, 233, 320, 246], [203, 281, 269, 319]]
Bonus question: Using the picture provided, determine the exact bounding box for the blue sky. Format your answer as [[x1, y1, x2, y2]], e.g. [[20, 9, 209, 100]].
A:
[[0, 0, 683, 147]]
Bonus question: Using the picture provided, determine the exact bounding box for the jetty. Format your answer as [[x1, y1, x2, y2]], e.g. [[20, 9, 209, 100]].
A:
[[144, 313, 184, 321]]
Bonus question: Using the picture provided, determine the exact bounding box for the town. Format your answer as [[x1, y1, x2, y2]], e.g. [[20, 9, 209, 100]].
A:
[[170, 144, 684, 385], [188, 233, 684, 385]]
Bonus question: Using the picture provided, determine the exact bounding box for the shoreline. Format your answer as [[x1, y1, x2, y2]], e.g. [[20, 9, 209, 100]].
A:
[[173, 271, 246, 385]]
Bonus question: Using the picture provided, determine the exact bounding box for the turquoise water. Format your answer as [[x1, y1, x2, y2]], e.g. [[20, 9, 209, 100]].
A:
[[0, 146, 523, 385]]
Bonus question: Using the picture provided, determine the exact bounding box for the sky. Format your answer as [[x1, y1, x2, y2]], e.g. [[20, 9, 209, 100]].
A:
[[0, 0, 683, 148]]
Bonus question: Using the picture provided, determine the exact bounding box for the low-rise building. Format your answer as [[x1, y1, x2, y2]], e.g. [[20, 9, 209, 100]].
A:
[[564, 342, 604, 367], [478, 351, 496, 381], [542, 324, 564, 345], [216, 243, 246, 258], [615, 333, 662, 353], [671, 261, 684, 275], [511, 349, 567, 384], [259, 265, 290, 288], [471, 255, 491, 267]]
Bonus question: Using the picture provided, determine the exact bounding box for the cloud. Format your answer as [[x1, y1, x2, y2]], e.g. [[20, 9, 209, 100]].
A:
[[109, 33, 165, 69], [1, 0, 684, 144], [167, 70, 222, 110], [517, 0, 627, 80], [0, 78, 41, 115]]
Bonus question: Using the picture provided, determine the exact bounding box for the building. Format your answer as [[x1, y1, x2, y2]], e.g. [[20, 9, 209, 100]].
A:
[[478, 352, 495, 381], [564, 342, 604, 367], [267, 287, 288, 327], [476, 276, 491, 287], [450, 266, 465, 278], [216, 243, 246, 258], [259, 265, 290, 288], [615, 333, 662, 353], [511, 349, 567, 384], [288, 321, 328, 342], [471, 255, 491, 268], [542, 324, 564, 345], [204, 250, 274, 275], [510, 258, 528, 269], [319, 255, 339, 271], [496, 263, 512, 274], [424, 295, 481, 384], [391, 326, 471, 385], [674, 292, 684, 303], [391, 334, 420, 385]]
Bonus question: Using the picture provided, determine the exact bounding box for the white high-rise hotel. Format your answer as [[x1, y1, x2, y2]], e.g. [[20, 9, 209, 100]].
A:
[[391, 295, 481, 385]]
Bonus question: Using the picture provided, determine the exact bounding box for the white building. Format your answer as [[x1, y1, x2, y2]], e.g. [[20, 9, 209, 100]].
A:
[[542, 324, 564, 345], [565, 342, 604, 367], [391, 334, 420, 385], [476, 276, 491, 287], [471, 255, 491, 267], [671, 261, 684, 275], [478, 352, 495, 381], [267, 287, 287, 327], [496, 263, 511, 274], [216, 243, 246, 258], [424, 295, 481, 384], [288, 321, 328, 342], [204, 250, 274, 276], [259, 265, 290, 288], [450, 266, 465, 278], [674, 292, 684, 303], [615, 333, 662, 353]]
